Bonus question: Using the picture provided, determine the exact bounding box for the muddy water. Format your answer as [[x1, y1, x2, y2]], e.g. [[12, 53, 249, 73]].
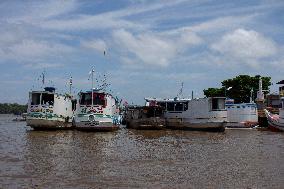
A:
[[1, 115, 284, 189]]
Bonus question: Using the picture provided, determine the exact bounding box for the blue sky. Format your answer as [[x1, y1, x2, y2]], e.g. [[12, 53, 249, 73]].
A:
[[0, 0, 284, 104]]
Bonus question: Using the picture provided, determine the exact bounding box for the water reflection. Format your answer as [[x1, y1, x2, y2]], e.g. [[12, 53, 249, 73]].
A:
[[0, 115, 284, 188]]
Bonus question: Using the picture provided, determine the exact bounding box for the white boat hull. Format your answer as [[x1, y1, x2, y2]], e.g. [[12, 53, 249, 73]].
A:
[[166, 118, 225, 132], [75, 121, 119, 131], [26, 117, 72, 129], [264, 109, 284, 132], [225, 121, 258, 128]]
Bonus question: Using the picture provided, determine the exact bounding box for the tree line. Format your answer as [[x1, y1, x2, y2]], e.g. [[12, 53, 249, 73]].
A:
[[0, 103, 27, 114], [203, 75, 271, 103]]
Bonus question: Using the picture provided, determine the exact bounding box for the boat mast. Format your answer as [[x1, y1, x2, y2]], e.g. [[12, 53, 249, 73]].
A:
[[69, 76, 72, 95], [91, 69, 94, 107], [250, 88, 253, 103]]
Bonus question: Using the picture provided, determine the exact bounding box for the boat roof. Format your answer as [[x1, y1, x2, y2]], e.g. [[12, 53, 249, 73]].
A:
[[81, 88, 106, 94], [145, 96, 225, 102], [226, 103, 256, 106], [276, 80, 284, 84]]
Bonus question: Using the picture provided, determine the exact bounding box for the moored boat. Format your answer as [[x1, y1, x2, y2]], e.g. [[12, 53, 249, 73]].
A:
[[73, 88, 120, 131], [264, 97, 284, 131], [124, 105, 165, 130], [225, 102, 258, 128], [145, 97, 227, 132], [26, 87, 75, 130]]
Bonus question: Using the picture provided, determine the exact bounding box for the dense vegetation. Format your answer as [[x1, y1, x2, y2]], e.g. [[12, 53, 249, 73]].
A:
[[203, 75, 271, 103], [0, 103, 27, 114]]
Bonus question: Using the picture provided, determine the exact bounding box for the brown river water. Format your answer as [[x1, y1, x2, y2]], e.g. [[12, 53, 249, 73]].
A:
[[0, 114, 284, 189]]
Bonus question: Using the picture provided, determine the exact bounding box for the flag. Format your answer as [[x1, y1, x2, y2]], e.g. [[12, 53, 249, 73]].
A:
[[88, 69, 95, 80], [123, 101, 128, 106]]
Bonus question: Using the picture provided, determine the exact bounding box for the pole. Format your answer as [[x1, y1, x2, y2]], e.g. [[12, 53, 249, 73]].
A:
[[91, 70, 94, 107], [69, 77, 72, 95]]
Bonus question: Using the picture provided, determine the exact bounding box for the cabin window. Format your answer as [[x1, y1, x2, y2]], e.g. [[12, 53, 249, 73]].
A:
[[157, 102, 166, 109], [93, 93, 105, 106], [183, 102, 188, 111], [31, 93, 41, 105], [72, 99, 77, 111], [167, 102, 175, 111], [211, 98, 225, 111], [80, 93, 92, 105], [80, 93, 105, 106], [175, 102, 183, 111], [281, 99, 284, 109], [41, 93, 54, 106]]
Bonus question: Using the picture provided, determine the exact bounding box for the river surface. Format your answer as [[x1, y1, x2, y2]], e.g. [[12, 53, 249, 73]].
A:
[[0, 114, 284, 189]]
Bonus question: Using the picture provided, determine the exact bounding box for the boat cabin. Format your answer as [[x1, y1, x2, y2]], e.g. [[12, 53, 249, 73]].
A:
[[26, 87, 74, 129], [79, 91, 107, 107], [145, 97, 227, 121]]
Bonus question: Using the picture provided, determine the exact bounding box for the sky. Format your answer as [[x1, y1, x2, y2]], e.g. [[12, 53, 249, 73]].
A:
[[0, 0, 284, 105]]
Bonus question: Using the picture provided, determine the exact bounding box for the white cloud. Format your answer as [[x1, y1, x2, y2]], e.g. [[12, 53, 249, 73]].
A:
[[32, 0, 188, 31], [179, 30, 203, 45], [81, 39, 107, 53], [211, 29, 278, 59], [112, 29, 177, 66], [6, 0, 77, 23], [0, 39, 73, 63]]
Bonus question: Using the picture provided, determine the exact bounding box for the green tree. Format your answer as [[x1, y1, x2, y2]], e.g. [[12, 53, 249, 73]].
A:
[[203, 75, 271, 103], [0, 103, 27, 114]]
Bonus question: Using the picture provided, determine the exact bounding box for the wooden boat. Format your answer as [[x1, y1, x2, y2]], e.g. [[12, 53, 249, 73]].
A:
[[26, 87, 75, 130], [264, 108, 284, 132], [145, 97, 227, 132], [73, 89, 120, 131], [225, 102, 258, 128], [124, 106, 165, 130]]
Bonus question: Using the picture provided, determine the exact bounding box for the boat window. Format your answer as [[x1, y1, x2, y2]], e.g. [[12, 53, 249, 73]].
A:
[[72, 99, 77, 111], [93, 93, 105, 106], [31, 93, 41, 105], [237, 106, 240, 108], [157, 102, 166, 109], [80, 93, 105, 106], [41, 93, 54, 106], [183, 102, 188, 111], [242, 106, 246, 108], [211, 98, 225, 111], [167, 102, 175, 111], [175, 102, 183, 111], [80, 93, 92, 105]]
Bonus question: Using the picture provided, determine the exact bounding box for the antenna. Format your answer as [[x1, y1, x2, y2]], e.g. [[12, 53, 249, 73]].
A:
[[177, 82, 184, 98], [88, 68, 95, 106], [41, 69, 46, 89], [250, 88, 253, 103], [69, 76, 73, 95]]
